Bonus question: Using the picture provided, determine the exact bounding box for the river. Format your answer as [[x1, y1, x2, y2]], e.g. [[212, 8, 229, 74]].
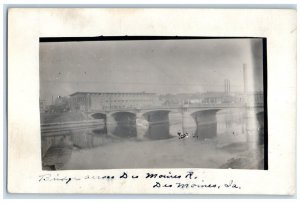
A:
[[41, 108, 265, 170]]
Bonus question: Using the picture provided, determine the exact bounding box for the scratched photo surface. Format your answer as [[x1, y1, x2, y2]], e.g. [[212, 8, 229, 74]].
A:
[[39, 38, 266, 171]]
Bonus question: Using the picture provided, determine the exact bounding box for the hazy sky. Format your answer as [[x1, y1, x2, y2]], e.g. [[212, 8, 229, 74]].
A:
[[40, 38, 264, 102]]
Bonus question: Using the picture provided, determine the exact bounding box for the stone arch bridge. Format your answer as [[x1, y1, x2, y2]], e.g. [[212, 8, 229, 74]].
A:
[[86, 104, 264, 140]]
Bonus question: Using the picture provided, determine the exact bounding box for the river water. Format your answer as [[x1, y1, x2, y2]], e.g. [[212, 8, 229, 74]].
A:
[[41, 108, 265, 170]]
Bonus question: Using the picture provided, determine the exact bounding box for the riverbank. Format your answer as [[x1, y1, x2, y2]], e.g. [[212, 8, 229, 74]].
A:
[[62, 136, 263, 170]]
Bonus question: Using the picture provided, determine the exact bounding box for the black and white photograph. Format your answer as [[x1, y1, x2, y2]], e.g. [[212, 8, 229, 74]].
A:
[[39, 37, 267, 171], [7, 7, 297, 195]]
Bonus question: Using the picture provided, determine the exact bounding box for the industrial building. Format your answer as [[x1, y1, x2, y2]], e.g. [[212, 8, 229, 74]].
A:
[[69, 92, 160, 111]]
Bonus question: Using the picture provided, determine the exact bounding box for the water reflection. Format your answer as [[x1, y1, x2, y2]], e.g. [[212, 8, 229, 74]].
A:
[[112, 112, 137, 138], [192, 110, 219, 140], [216, 109, 247, 143], [216, 109, 264, 147], [146, 122, 170, 140], [41, 107, 265, 170], [144, 111, 171, 140], [71, 128, 109, 149]]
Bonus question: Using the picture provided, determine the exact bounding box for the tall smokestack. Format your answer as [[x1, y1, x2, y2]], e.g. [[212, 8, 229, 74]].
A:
[[224, 79, 231, 94], [243, 64, 248, 93]]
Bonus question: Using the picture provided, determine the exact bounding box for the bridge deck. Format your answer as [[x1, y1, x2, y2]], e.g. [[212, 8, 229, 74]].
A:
[[86, 103, 263, 113]]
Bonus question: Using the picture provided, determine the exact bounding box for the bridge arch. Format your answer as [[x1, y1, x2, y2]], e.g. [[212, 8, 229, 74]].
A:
[[89, 112, 107, 120], [191, 109, 221, 140], [143, 110, 171, 120], [110, 111, 137, 138], [109, 110, 136, 116], [189, 108, 222, 115], [143, 110, 172, 140]]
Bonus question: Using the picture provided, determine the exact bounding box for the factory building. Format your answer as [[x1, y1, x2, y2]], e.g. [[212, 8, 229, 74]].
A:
[[69, 92, 160, 111]]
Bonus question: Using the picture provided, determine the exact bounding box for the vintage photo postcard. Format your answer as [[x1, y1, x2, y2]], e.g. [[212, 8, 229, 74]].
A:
[[7, 8, 296, 195], [39, 37, 267, 171]]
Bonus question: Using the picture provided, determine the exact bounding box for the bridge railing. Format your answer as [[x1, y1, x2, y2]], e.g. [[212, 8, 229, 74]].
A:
[[87, 101, 264, 112]]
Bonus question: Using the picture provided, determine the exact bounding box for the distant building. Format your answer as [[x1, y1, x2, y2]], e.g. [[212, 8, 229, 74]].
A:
[[199, 91, 263, 105], [69, 92, 160, 111], [159, 93, 202, 106], [159, 91, 263, 107], [39, 99, 49, 112], [50, 96, 71, 112], [198, 92, 242, 104]]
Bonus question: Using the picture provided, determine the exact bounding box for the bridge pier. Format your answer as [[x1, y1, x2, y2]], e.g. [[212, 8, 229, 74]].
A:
[[106, 113, 117, 137], [182, 111, 197, 136], [169, 112, 182, 137], [136, 112, 149, 140]]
